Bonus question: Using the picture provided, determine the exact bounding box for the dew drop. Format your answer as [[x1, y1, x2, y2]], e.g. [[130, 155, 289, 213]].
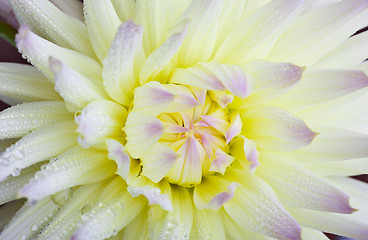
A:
[[20, 235, 26, 240], [31, 224, 38, 232]]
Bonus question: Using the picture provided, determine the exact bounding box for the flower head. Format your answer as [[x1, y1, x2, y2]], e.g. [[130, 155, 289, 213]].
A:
[[1, 0, 368, 239]]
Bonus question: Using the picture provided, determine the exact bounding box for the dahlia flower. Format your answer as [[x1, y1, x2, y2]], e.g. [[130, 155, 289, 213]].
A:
[[1, 0, 368, 239]]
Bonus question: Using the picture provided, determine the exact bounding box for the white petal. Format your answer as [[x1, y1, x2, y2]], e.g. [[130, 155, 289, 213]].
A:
[[128, 176, 173, 211], [163, 84, 200, 113], [194, 175, 238, 210], [0, 120, 77, 182], [50, 58, 108, 112], [124, 112, 164, 158], [0, 101, 72, 139], [0, 163, 41, 204], [75, 100, 127, 149], [224, 169, 301, 240], [232, 60, 304, 109], [307, 158, 368, 177], [243, 106, 318, 151], [111, 0, 135, 21], [120, 208, 149, 240], [268, 0, 368, 66], [147, 187, 193, 240], [190, 208, 226, 240], [0, 196, 62, 240], [301, 227, 329, 240], [258, 155, 355, 214], [274, 69, 368, 112], [19, 147, 116, 201], [289, 208, 368, 239], [139, 20, 188, 85], [72, 177, 146, 240], [106, 139, 140, 185], [38, 182, 105, 240], [9, 0, 93, 56], [176, 0, 222, 67], [0, 63, 61, 104], [313, 30, 368, 69], [83, 0, 121, 61], [283, 127, 368, 162], [15, 26, 102, 83], [140, 143, 178, 183], [102, 20, 144, 106], [49, 0, 84, 21], [171, 63, 251, 98], [214, 0, 306, 63]]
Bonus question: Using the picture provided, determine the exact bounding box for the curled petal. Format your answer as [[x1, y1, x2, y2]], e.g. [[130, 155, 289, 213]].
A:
[[140, 143, 178, 183], [127, 176, 173, 211], [106, 139, 140, 185], [50, 58, 108, 112], [75, 100, 127, 149], [209, 149, 235, 175], [194, 175, 239, 210], [124, 112, 164, 158], [230, 135, 260, 174]]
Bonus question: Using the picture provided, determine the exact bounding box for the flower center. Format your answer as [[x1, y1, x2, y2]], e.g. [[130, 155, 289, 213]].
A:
[[123, 82, 241, 187]]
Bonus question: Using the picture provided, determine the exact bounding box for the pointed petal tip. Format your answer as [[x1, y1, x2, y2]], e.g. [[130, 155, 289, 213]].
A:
[[49, 57, 63, 73], [15, 25, 30, 42]]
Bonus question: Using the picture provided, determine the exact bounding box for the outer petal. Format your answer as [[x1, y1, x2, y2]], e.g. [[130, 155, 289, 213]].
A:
[[9, 0, 94, 56], [49, 0, 84, 21], [232, 60, 304, 109], [124, 112, 164, 158], [0, 200, 25, 233], [307, 158, 368, 177], [171, 62, 251, 98], [120, 207, 149, 240], [72, 177, 146, 240], [50, 58, 108, 112], [0, 63, 61, 105], [0, 120, 77, 181], [258, 155, 355, 214], [0, 196, 63, 240], [274, 70, 368, 112], [175, 0, 222, 67], [102, 20, 144, 106], [15, 26, 102, 83], [38, 182, 105, 240], [194, 175, 238, 210], [83, 0, 121, 61], [111, 0, 136, 22], [214, 0, 306, 63], [139, 20, 188, 85], [268, 0, 368, 65], [224, 169, 301, 240], [281, 127, 368, 162], [313, 30, 368, 69], [140, 143, 178, 183], [0, 163, 41, 204], [242, 106, 318, 151], [190, 208, 226, 240], [147, 186, 193, 240], [19, 147, 116, 201], [75, 100, 127, 149], [0, 101, 72, 139], [289, 208, 368, 239]]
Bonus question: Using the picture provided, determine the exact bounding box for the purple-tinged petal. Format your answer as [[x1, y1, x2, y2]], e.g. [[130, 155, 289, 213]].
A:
[[209, 149, 235, 175], [225, 112, 242, 144], [194, 175, 239, 210], [230, 135, 260, 174]]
